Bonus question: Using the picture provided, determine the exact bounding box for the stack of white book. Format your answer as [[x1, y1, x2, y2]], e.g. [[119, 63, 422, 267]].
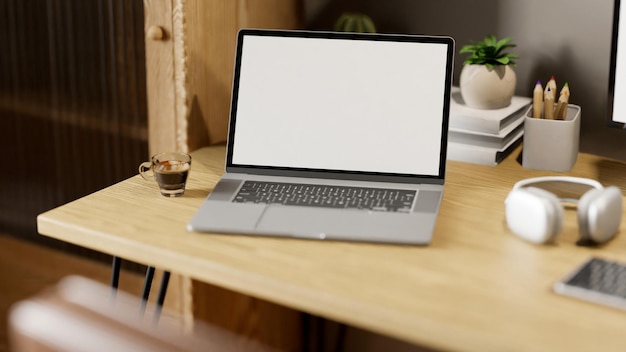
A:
[[447, 86, 531, 165]]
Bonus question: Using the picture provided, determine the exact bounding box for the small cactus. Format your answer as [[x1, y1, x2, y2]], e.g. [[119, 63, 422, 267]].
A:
[[334, 13, 376, 33]]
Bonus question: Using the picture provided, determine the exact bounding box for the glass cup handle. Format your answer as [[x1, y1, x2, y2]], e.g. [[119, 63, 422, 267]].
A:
[[138, 162, 154, 180]]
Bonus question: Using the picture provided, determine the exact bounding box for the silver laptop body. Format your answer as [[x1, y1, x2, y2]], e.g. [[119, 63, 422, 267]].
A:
[[188, 29, 454, 245]]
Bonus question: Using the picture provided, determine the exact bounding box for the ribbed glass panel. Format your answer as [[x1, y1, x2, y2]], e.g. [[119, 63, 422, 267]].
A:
[[0, 0, 148, 246]]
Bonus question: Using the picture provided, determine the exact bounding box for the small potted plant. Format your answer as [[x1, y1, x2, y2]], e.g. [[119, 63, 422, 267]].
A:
[[334, 12, 377, 33], [459, 35, 519, 109]]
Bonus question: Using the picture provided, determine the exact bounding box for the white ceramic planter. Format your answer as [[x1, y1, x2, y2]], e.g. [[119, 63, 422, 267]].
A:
[[459, 64, 516, 109]]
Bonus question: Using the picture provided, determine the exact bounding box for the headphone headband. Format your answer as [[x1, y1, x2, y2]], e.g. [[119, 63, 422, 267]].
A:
[[512, 176, 603, 190], [512, 176, 603, 203]]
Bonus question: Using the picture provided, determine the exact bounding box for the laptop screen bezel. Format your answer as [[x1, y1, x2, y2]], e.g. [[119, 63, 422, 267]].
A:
[[225, 29, 454, 185]]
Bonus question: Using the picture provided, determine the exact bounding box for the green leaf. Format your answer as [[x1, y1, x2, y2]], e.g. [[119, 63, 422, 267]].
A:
[[459, 45, 475, 54], [484, 35, 496, 46], [495, 57, 510, 65], [458, 34, 518, 67], [495, 37, 512, 48]]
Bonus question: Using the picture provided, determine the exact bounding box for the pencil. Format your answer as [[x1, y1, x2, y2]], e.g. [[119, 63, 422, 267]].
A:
[[555, 82, 570, 120], [547, 75, 557, 96], [560, 82, 570, 96], [544, 86, 555, 120], [554, 94, 568, 120], [533, 80, 543, 118]]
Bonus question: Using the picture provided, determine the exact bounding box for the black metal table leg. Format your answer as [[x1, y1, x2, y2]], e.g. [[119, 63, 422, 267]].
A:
[[139, 266, 155, 316], [155, 271, 170, 307], [110, 260, 170, 322], [152, 271, 171, 323], [110, 256, 122, 297], [110, 256, 121, 289]]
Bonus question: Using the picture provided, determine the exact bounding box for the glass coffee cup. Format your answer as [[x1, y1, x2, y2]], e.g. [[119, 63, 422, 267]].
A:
[[139, 152, 191, 197]]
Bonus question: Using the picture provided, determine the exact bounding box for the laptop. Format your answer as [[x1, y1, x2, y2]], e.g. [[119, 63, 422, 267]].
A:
[[187, 29, 454, 245]]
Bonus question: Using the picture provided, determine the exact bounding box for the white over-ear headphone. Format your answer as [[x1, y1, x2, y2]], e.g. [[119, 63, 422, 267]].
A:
[[505, 176, 623, 244]]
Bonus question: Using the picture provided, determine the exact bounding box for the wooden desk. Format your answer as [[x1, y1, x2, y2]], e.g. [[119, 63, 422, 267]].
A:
[[37, 146, 626, 351]]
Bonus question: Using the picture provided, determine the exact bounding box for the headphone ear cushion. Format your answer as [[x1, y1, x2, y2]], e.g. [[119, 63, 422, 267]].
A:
[[505, 187, 563, 243], [578, 186, 623, 243]]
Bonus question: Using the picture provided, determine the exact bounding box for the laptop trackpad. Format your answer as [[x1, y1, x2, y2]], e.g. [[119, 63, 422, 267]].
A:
[[255, 205, 432, 244]]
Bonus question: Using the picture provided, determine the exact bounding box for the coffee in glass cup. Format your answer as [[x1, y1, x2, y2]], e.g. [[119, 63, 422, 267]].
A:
[[139, 152, 191, 197]]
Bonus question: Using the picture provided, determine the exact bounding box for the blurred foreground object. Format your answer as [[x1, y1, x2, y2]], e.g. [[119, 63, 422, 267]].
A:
[[8, 276, 275, 352]]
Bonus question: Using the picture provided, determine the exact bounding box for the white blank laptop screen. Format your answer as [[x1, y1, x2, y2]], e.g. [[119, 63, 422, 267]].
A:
[[611, 0, 626, 123], [231, 34, 449, 177]]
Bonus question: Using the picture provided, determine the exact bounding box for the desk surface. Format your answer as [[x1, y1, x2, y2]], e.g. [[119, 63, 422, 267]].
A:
[[38, 146, 626, 351]]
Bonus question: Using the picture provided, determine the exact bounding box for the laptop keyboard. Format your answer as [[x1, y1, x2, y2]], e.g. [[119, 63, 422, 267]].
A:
[[233, 181, 415, 212], [568, 258, 626, 297]]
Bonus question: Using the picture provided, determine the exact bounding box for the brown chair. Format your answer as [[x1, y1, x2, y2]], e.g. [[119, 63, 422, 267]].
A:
[[8, 276, 276, 352]]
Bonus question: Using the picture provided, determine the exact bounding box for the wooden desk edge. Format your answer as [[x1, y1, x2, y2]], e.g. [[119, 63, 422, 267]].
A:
[[34, 146, 626, 351]]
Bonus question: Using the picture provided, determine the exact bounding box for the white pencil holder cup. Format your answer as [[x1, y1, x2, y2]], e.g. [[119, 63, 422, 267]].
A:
[[522, 104, 581, 172]]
